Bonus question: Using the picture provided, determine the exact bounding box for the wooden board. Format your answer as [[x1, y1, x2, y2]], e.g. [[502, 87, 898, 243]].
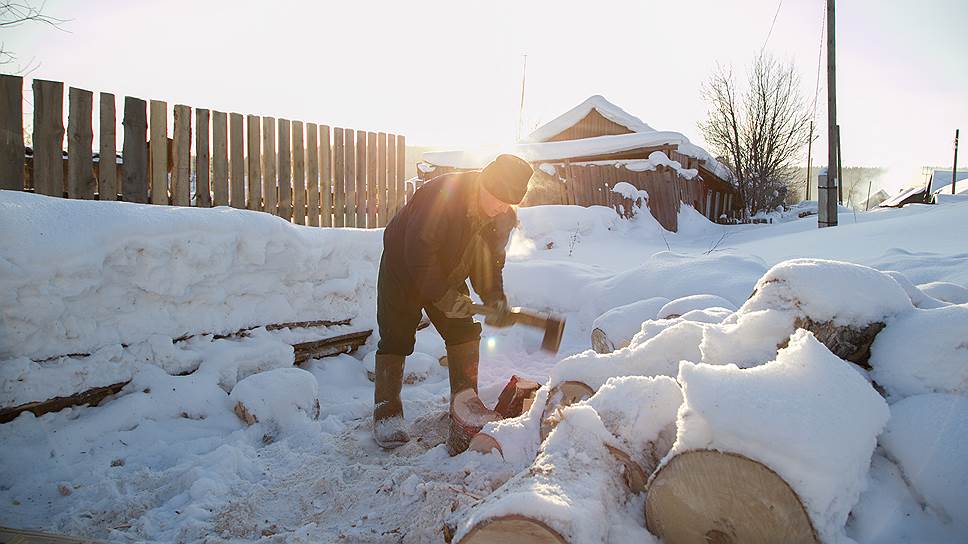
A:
[[148, 99, 168, 204], [0, 74, 24, 190], [305, 122, 319, 226], [229, 112, 244, 208], [0, 526, 103, 543], [121, 96, 148, 203], [291, 120, 306, 224], [261, 116, 277, 214], [396, 135, 406, 210], [366, 131, 378, 228], [211, 110, 229, 206], [319, 125, 332, 227], [645, 450, 819, 544], [67, 87, 96, 199], [170, 104, 192, 206], [32, 79, 64, 197], [277, 118, 292, 221], [457, 515, 567, 544], [386, 133, 396, 219], [246, 114, 262, 211], [195, 108, 211, 207], [344, 128, 356, 226], [356, 130, 367, 227], [292, 330, 372, 365], [98, 92, 117, 199], [377, 132, 388, 226], [0, 382, 127, 424], [333, 127, 345, 227]]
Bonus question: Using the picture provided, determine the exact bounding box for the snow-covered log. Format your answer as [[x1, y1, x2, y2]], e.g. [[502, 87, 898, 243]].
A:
[[590, 297, 669, 354], [652, 330, 890, 543], [657, 294, 736, 319], [448, 389, 502, 456], [229, 368, 320, 438], [539, 381, 594, 441]]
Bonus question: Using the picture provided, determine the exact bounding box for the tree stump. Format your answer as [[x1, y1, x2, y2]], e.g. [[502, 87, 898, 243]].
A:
[[448, 389, 502, 456], [540, 381, 594, 442], [646, 450, 819, 544]]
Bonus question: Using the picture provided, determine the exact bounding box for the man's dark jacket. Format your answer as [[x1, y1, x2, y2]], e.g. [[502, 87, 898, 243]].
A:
[[382, 171, 516, 306]]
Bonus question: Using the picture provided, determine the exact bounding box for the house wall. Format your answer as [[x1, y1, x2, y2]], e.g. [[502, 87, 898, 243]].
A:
[[543, 109, 634, 142]]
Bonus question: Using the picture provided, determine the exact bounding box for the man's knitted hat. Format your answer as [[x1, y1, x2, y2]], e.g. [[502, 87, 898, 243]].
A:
[[480, 154, 533, 205]]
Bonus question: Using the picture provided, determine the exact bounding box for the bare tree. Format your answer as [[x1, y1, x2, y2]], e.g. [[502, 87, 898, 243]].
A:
[[0, 1, 66, 71], [699, 53, 812, 215]]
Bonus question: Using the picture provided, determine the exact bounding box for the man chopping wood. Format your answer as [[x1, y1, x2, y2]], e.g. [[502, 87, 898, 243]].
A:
[[373, 154, 534, 449]]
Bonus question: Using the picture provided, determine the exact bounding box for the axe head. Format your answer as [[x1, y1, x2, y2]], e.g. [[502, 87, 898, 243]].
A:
[[540, 314, 566, 354]]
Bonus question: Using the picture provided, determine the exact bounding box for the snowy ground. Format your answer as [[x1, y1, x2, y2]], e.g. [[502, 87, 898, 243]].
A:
[[1, 190, 966, 542]]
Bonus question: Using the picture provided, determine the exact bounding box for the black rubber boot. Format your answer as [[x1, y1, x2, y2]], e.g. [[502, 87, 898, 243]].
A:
[[373, 353, 410, 449], [446, 340, 480, 397]]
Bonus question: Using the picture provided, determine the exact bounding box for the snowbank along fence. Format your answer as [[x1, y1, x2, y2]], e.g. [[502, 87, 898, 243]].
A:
[[0, 74, 408, 228]]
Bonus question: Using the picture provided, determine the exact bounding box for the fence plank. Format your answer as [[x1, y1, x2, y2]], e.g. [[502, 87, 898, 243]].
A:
[[386, 134, 396, 219], [67, 87, 96, 199], [366, 131, 377, 228], [291, 120, 306, 225], [396, 135, 406, 210], [171, 104, 191, 206], [0, 74, 23, 190], [356, 130, 367, 227], [261, 116, 276, 215], [377, 132, 388, 226], [333, 127, 345, 227], [277, 119, 292, 220], [32, 79, 64, 197], [148, 100, 168, 204], [305, 122, 319, 226], [246, 114, 262, 211], [229, 112, 244, 208], [121, 97, 147, 202], [211, 110, 228, 206], [195, 108, 211, 207], [97, 93, 117, 199], [344, 129, 356, 226], [320, 125, 332, 227]]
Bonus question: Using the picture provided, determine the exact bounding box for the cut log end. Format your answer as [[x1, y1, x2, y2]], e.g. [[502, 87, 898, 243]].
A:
[[468, 432, 503, 457], [540, 381, 595, 442], [590, 327, 615, 354], [646, 450, 819, 544], [458, 515, 568, 544], [448, 389, 502, 456]]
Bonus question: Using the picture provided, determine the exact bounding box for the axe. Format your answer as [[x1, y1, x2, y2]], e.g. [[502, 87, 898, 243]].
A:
[[470, 303, 566, 353]]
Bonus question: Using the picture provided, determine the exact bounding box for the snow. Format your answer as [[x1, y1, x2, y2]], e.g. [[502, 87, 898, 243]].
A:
[[592, 297, 669, 346], [869, 305, 968, 398], [525, 94, 655, 142], [670, 330, 891, 543], [879, 394, 968, 533], [228, 367, 320, 434], [610, 181, 641, 199], [3, 190, 968, 542], [916, 281, 968, 304], [657, 294, 736, 319], [537, 162, 557, 176]]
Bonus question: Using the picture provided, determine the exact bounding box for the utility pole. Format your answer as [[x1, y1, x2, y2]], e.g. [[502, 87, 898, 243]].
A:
[[819, 0, 839, 228], [953, 129, 960, 194], [837, 124, 844, 204], [517, 54, 528, 142], [805, 120, 813, 200]]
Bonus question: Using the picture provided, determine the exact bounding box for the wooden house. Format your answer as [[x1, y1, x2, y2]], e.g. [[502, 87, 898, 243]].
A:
[[417, 95, 740, 232]]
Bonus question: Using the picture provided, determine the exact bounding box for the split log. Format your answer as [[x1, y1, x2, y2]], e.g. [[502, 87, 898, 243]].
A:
[[448, 389, 502, 456], [646, 450, 819, 544], [494, 375, 541, 419], [539, 381, 594, 442]]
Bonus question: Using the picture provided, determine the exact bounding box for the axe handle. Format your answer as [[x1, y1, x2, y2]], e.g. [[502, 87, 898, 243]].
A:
[[469, 303, 548, 329]]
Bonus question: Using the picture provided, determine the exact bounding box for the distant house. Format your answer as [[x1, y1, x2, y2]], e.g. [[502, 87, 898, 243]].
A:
[[880, 169, 967, 208], [417, 95, 739, 232]]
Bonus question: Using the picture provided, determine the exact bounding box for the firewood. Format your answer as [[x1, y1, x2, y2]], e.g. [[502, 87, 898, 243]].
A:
[[539, 381, 594, 442], [493, 375, 541, 419], [457, 515, 567, 544], [448, 389, 502, 456], [646, 450, 819, 544], [467, 432, 503, 457]]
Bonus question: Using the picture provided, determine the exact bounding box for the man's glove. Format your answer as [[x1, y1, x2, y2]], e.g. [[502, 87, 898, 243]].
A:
[[484, 298, 515, 328], [435, 289, 476, 319]]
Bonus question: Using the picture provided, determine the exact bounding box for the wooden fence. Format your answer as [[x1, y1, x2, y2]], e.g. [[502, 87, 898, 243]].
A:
[[0, 74, 407, 228]]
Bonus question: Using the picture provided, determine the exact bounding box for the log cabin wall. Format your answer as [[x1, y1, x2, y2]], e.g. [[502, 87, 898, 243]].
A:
[[543, 109, 634, 142]]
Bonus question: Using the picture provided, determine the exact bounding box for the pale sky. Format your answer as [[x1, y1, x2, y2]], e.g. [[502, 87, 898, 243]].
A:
[[4, 0, 966, 191]]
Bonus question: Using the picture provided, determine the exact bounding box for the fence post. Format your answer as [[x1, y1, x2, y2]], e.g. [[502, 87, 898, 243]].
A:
[[396, 135, 406, 210], [195, 108, 211, 207], [306, 122, 319, 226], [229, 112, 244, 208], [171, 104, 192, 206], [333, 127, 345, 227], [32, 79, 64, 197], [386, 134, 396, 219], [261, 116, 277, 215], [367, 131, 377, 228], [121, 97, 147, 203], [378, 132, 388, 226], [67, 87, 96, 199], [320, 125, 332, 227], [291, 120, 306, 225], [345, 129, 356, 226], [149, 100, 168, 204], [98, 93, 117, 199], [356, 130, 367, 227], [211, 110, 229, 206], [0, 74, 23, 190], [246, 114, 262, 211], [277, 118, 292, 221]]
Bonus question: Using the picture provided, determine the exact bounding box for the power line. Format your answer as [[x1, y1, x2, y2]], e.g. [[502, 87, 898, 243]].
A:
[[811, 1, 827, 122], [761, 0, 785, 52]]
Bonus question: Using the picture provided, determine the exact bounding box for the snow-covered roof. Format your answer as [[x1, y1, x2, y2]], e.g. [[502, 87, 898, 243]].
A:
[[525, 95, 654, 142], [930, 170, 968, 193]]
